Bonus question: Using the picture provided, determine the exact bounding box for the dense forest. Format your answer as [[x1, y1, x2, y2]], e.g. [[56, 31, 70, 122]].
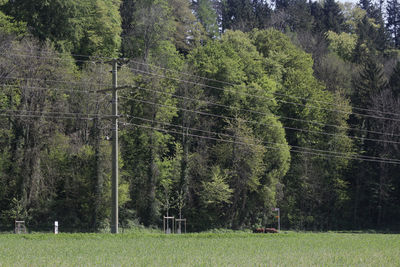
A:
[[0, 0, 399, 232]]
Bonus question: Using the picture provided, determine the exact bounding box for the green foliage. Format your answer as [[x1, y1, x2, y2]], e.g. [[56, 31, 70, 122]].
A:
[[274, 0, 314, 33], [251, 28, 353, 230], [196, 0, 219, 38], [311, 0, 345, 33], [168, 0, 203, 53], [0, 0, 400, 232], [201, 166, 233, 207], [322, 0, 345, 33], [0, 10, 26, 35], [122, 0, 174, 59], [326, 31, 357, 62], [353, 58, 387, 107], [78, 0, 122, 57], [2, 0, 121, 57], [187, 30, 290, 229]]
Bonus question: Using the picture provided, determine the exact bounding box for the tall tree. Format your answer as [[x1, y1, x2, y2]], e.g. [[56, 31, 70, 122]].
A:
[[187, 30, 290, 229], [311, 0, 344, 33], [2, 0, 122, 57], [121, 0, 174, 60], [349, 58, 389, 228], [386, 0, 400, 48], [358, 0, 374, 17], [221, 0, 271, 32], [195, 0, 219, 38], [323, 0, 345, 33], [353, 58, 387, 107], [389, 61, 400, 96], [168, 0, 202, 53], [276, 0, 313, 32], [367, 89, 400, 228], [251, 29, 353, 229], [120, 42, 184, 226]]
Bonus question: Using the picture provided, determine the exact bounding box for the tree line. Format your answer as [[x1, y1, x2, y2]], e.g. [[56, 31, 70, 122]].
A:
[[0, 0, 399, 232]]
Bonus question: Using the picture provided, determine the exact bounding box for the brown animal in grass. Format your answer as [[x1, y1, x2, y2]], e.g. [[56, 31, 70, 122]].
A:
[[253, 227, 278, 233]]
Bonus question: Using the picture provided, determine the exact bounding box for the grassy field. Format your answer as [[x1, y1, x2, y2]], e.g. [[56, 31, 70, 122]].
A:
[[0, 230, 399, 266]]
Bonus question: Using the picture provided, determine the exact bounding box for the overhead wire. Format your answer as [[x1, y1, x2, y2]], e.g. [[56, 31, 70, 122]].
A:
[[119, 96, 400, 145], [123, 114, 400, 163], [3, 51, 400, 118], [0, 83, 110, 95], [1, 76, 111, 87], [3, 51, 400, 162], [120, 121, 400, 165], [0, 52, 99, 64], [1, 109, 114, 119], [5, 65, 395, 140], [127, 59, 400, 118], [10, 48, 114, 61], [5, 51, 399, 119], [125, 84, 400, 138], [0, 113, 104, 120], [127, 66, 400, 123]]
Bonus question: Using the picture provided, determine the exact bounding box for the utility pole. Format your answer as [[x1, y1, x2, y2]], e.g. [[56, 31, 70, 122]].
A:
[[111, 59, 119, 234], [92, 59, 132, 233]]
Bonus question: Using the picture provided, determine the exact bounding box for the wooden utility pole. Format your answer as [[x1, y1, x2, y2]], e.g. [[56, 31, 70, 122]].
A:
[[111, 59, 119, 234]]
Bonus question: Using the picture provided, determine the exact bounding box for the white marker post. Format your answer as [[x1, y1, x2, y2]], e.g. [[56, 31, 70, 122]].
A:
[[54, 221, 58, 234]]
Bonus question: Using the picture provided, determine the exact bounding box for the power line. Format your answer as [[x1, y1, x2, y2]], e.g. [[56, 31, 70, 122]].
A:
[[10, 48, 114, 61], [5, 51, 400, 120], [127, 59, 400, 118], [0, 83, 111, 95], [1, 83, 113, 104], [124, 115, 400, 163], [3, 68, 399, 139], [0, 52, 98, 64], [120, 121, 400, 165], [1, 76, 111, 87], [0, 113, 103, 120], [127, 66, 400, 123], [1, 109, 113, 119], [126, 84, 400, 138], [119, 96, 400, 145], [4, 51, 399, 118]]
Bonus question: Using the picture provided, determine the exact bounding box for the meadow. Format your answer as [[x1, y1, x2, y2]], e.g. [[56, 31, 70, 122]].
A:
[[0, 231, 399, 266]]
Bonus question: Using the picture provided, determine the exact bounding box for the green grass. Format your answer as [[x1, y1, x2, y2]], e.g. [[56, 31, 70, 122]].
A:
[[0, 231, 399, 266]]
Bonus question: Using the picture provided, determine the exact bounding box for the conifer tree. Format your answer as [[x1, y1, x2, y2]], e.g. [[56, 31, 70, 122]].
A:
[[196, 0, 219, 38], [389, 61, 400, 96], [353, 57, 387, 107], [323, 0, 345, 33], [386, 0, 400, 47]]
